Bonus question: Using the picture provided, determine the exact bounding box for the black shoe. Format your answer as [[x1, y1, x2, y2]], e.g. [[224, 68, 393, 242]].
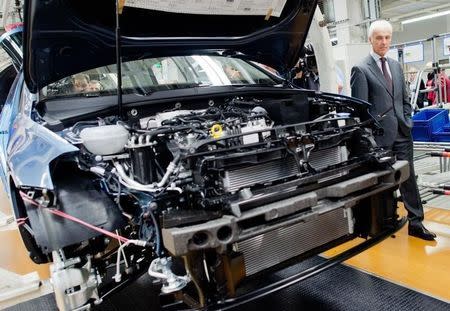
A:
[[408, 223, 436, 241]]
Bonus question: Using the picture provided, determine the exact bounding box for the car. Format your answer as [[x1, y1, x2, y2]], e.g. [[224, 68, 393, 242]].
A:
[[0, 1, 409, 310]]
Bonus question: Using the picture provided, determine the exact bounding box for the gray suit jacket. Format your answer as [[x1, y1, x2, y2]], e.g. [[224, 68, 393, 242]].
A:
[[351, 55, 413, 147]]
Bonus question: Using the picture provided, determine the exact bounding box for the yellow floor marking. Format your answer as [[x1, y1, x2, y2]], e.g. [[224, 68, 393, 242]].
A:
[[425, 208, 450, 226]]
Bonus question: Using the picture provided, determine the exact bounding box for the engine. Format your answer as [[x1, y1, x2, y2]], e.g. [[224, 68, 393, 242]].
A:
[[70, 98, 371, 232], [75, 103, 331, 206], [77, 104, 275, 215]]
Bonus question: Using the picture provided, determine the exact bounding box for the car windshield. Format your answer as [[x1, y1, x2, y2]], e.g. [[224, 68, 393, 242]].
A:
[[41, 55, 278, 99]]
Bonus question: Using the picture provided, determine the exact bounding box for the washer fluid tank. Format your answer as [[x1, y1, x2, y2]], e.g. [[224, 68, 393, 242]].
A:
[[80, 125, 129, 155]]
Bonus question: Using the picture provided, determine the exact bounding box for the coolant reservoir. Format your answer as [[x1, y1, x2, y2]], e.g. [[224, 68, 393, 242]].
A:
[[80, 125, 129, 155]]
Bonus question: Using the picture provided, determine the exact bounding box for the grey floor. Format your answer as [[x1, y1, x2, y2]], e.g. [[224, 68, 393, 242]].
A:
[[414, 151, 450, 210]]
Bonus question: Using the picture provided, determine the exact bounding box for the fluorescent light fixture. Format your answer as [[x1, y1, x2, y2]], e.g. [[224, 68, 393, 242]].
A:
[[401, 10, 450, 25]]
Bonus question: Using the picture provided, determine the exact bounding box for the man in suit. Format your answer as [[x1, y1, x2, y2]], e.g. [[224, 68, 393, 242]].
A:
[[351, 20, 436, 240]]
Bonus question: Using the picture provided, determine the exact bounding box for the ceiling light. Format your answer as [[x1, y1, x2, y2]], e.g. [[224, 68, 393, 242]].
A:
[[401, 10, 450, 25]]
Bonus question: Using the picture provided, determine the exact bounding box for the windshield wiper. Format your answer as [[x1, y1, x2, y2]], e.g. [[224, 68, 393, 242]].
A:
[[130, 83, 213, 96]]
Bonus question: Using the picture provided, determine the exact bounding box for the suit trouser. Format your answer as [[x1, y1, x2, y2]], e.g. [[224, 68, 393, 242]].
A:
[[389, 138, 424, 224]]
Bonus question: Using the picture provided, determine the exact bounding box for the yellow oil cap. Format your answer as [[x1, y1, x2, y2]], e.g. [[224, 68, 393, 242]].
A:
[[210, 124, 223, 139]]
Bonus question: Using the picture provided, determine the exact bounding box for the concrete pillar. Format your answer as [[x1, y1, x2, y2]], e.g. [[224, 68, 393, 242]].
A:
[[334, 0, 367, 45], [331, 0, 375, 95], [308, 6, 338, 93]]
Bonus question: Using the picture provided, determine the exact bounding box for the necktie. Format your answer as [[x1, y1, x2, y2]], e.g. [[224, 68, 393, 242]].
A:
[[380, 57, 393, 93]]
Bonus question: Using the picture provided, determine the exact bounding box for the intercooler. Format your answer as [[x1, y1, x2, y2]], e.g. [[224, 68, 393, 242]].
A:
[[222, 146, 348, 193], [236, 207, 353, 276]]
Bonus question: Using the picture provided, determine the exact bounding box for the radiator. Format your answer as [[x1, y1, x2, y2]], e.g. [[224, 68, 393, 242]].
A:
[[309, 146, 348, 170], [221, 146, 348, 193], [237, 207, 353, 276], [222, 156, 298, 193]]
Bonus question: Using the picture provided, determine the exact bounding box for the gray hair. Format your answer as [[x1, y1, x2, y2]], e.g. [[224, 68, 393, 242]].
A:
[[368, 20, 393, 38]]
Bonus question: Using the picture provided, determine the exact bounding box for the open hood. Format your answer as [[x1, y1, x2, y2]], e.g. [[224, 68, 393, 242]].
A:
[[23, 0, 317, 93]]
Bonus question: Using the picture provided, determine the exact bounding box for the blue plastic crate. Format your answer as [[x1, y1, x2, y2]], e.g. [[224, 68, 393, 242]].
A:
[[432, 128, 450, 142], [443, 123, 450, 132], [412, 109, 449, 141]]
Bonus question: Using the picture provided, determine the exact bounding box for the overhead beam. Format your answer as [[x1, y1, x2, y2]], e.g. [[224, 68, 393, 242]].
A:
[[382, 0, 423, 12], [386, 3, 450, 21]]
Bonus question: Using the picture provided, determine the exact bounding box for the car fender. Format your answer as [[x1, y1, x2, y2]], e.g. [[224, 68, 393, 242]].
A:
[[7, 115, 78, 190]]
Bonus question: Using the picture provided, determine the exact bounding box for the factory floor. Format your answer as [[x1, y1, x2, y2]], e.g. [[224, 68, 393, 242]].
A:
[[324, 204, 450, 302], [1, 192, 450, 309]]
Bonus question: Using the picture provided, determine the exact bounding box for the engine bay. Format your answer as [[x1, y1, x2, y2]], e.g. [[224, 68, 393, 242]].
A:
[[17, 91, 407, 309], [57, 93, 385, 231]]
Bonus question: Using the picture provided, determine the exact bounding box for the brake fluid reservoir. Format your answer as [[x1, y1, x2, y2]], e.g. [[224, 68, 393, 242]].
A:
[[80, 125, 129, 155]]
